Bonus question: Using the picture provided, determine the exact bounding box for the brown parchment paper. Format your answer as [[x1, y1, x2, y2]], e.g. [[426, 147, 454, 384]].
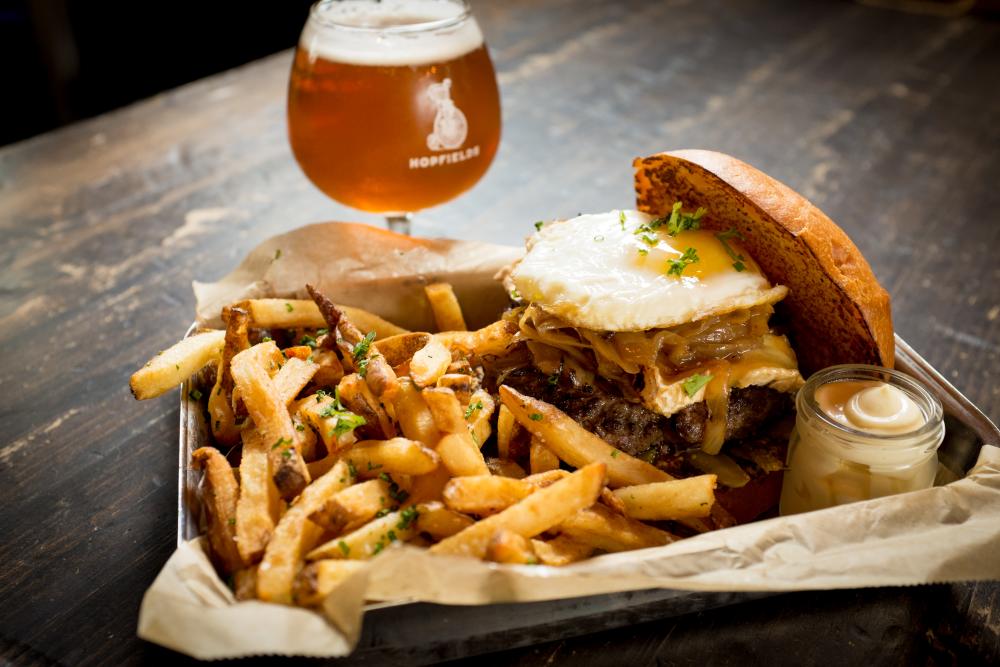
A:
[[139, 222, 1000, 660]]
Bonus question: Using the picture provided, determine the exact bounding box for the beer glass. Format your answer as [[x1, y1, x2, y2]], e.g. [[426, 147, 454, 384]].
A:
[[288, 0, 502, 235]]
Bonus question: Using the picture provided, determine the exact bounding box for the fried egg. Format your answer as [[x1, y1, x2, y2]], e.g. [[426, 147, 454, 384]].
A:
[[511, 210, 787, 332]]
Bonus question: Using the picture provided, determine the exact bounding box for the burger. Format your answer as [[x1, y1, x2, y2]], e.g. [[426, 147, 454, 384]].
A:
[[491, 150, 893, 525]]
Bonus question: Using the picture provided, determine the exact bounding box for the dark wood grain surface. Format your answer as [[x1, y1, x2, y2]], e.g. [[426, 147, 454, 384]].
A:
[[1, 0, 998, 665]]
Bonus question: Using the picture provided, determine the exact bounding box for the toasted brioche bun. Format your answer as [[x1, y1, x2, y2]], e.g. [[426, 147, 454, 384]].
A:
[[634, 149, 893, 376]]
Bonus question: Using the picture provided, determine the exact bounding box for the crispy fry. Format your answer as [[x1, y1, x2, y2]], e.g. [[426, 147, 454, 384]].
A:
[[523, 469, 571, 488], [308, 506, 421, 560], [422, 387, 466, 434], [239, 298, 406, 339], [599, 486, 628, 515], [392, 377, 441, 446], [310, 348, 345, 387], [424, 282, 468, 332], [272, 356, 318, 405], [529, 436, 560, 474], [375, 332, 432, 367], [130, 329, 225, 400], [436, 432, 489, 477], [208, 307, 250, 445], [257, 461, 352, 604], [293, 560, 367, 607], [413, 501, 474, 539], [343, 438, 440, 477], [338, 373, 395, 440], [485, 529, 537, 565], [558, 503, 676, 552], [531, 536, 594, 566], [496, 404, 519, 460], [485, 457, 527, 479], [231, 342, 311, 499], [410, 337, 452, 387], [429, 463, 606, 559], [307, 285, 399, 400], [191, 447, 242, 574], [442, 475, 534, 516], [499, 385, 670, 488], [309, 478, 392, 534], [613, 475, 717, 520], [236, 428, 282, 565], [404, 466, 452, 505], [465, 389, 495, 448], [434, 319, 518, 358]]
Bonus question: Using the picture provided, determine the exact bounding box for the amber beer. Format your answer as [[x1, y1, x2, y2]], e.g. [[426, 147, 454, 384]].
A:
[[288, 1, 501, 214]]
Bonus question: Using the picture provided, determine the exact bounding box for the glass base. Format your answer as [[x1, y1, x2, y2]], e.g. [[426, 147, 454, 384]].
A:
[[385, 213, 412, 236]]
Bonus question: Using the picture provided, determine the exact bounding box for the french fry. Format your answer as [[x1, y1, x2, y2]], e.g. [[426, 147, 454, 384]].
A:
[[499, 385, 670, 488], [308, 506, 421, 560], [465, 389, 495, 448], [404, 466, 452, 505], [442, 475, 533, 515], [613, 475, 717, 520], [599, 486, 628, 515], [410, 337, 452, 387], [496, 404, 518, 460], [338, 373, 396, 439], [413, 501, 474, 539], [485, 529, 537, 565], [436, 432, 489, 477], [293, 560, 367, 607], [309, 478, 391, 534], [485, 457, 527, 479], [257, 461, 352, 604], [343, 438, 440, 477], [531, 536, 595, 566], [310, 348, 344, 387], [434, 319, 518, 358], [239, 298, 407, 339], [130, 329, 225, 400], [424, 282, 467, 332], [529, 436, 560, 474], [231, 342, 310, 499], [233, 566, 259, 601], [557, 503, 676, 553], [429, 462, 606, 559], [297, 392, 362, 456], [208, 307, 249, 445], [375, 332, 432, 367], [235, 428, 282, 565], [523, 469, 570, 488], [191, 447, 242, 574], [422, 387, 467, 434], [272, 356, 318, 405], [392, 377, 441, 446]]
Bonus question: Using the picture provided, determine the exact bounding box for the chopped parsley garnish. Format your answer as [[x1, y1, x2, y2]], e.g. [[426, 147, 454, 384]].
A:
[[716, 228, 747, 272], [530, 413, 543, 421], [299, 334, 318, 349], [619, 210, 627, 229], [610, 450, 619, 458], [357, 353, 380, 378], [316, 328, 328, 336], [379, 472, 409, 503], [682, 373, 713, 397], [387, 530, 397, 543], [548, 360, 564, 386], [534, 221, 545, 231], [367, 461, 382, 471], [509, 288, 522, 301], [347, 460, 358, 478], [315, 389, 328, 402], [637, 248, 649, 256], [338, 540, 350, 556], [397, 506, 419, 530], [271, 437, 291, 450], [188, 389, 202, 401], [374, 508, 390, 518], [281, 449, 292, 460], [372, 539, 386, 555], [227, 517, 236, 526], [274, 249, 282, 260], [295, 423, 305, 431], [637, 201, 705, 237], [318, 389, 368, 435], [464, 400, 484, 419], [351, 331, 377, 376], [667, 247, 699, 277], [640, 234, 659, 247], [261, 335, 273, 343], [285, 302, 293, 312]]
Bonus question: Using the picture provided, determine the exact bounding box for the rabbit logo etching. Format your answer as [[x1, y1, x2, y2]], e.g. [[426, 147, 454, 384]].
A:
[[425, 78, 467, 151]]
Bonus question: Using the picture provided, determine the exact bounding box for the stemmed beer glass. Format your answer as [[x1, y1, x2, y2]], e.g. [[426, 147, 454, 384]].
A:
[[288, 0, 502, 235]]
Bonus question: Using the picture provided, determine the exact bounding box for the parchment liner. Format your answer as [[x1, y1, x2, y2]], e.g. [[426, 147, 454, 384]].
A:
[[139, 222, 1000, 659]]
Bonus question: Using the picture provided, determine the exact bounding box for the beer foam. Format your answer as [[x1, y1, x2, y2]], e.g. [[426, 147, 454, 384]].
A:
[[302, 0, 484, 67]]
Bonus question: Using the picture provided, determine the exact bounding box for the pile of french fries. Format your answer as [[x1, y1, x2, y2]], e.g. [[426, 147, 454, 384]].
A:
[[131, 283, 718, 608]]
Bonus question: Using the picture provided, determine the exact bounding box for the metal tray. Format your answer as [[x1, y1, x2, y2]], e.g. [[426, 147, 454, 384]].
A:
[[177, 332, 999, 663]]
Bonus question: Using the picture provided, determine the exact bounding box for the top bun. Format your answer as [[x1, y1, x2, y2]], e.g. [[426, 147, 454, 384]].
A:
[[634, 149, 893, 375]]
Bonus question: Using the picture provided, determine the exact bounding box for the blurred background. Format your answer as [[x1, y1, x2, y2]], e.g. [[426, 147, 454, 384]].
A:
[[2, 0, 996, 147]]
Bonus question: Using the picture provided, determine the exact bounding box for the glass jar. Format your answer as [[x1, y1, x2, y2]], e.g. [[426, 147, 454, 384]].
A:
[[779, 365, 945, 515]]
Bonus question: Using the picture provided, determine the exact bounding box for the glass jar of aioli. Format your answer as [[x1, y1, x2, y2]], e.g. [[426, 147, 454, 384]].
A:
[[779, 365, 945, 516]]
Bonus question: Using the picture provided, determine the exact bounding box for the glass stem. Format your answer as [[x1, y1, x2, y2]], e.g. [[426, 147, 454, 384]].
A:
[[385, 213, 412, 236]]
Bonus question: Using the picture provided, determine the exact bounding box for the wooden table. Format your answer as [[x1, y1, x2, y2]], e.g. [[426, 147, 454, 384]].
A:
[[2, 0, 998, 664]]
